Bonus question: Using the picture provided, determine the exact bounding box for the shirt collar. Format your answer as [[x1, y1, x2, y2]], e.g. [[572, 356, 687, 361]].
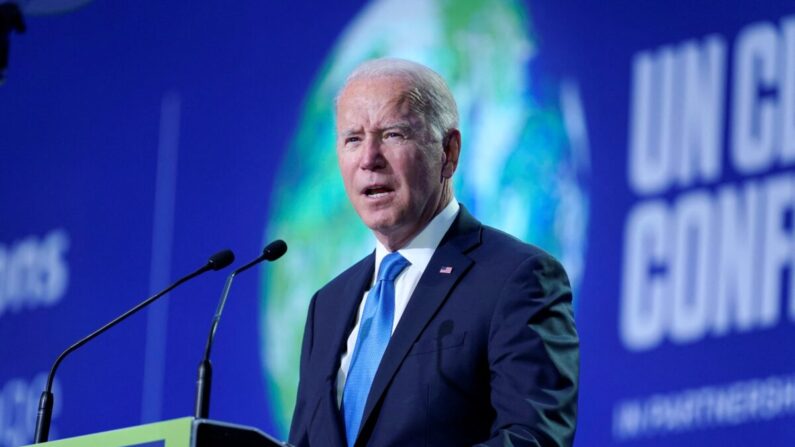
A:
[[373, 199, 460, 283]]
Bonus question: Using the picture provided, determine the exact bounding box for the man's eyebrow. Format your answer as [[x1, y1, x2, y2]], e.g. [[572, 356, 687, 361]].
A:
[[340, 128, 363, 137], [380, 122, 413, 132], [339, 122, 415, 137]]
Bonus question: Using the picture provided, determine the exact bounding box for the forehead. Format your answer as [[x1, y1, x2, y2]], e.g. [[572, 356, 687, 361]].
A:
[[336, 76, 421, 125]]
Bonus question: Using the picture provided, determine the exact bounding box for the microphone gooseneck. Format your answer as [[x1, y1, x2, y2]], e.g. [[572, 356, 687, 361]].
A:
[[194, 240, 287, 419], [33, 249, 235, 443]]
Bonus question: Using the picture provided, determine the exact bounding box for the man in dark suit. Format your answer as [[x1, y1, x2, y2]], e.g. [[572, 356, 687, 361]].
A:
[[289, 58, 579, 447]]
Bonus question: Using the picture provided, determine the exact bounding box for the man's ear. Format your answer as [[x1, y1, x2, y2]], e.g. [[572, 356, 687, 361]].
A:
[[441, 129, 461, 179]]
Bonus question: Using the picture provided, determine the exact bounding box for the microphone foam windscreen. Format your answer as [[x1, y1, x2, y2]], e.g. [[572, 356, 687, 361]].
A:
[[262, 239, 287, 261], [208, 249, 235, 270]]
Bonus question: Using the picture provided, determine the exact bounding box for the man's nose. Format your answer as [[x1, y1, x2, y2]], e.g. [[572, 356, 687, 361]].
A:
[[360, 137, 386, 170]]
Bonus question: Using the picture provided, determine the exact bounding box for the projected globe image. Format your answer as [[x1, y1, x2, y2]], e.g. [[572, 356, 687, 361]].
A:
[[259, 0, 590, 434]]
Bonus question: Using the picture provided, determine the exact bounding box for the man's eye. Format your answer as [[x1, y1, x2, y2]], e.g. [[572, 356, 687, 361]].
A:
[[384, 132, 404, 140], [345, 136, 361, 144]]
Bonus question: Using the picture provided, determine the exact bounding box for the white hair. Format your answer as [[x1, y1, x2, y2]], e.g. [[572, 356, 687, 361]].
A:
[[337, 58, 459, 140]]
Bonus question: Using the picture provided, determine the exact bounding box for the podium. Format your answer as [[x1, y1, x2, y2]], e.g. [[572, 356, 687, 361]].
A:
[[21, 417, 288, 447]]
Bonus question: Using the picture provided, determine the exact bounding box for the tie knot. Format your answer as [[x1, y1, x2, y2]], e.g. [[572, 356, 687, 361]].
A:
[[378, 252, 410, 282]]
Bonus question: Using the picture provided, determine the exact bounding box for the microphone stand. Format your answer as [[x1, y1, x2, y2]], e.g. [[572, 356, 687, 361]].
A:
[[194, 240, 286, 419], [33, 249, 234, 443]]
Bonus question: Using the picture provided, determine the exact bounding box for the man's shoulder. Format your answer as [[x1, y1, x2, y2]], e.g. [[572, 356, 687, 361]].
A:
[[451, 206, 557, 263], [446, 214, 569, 288], [476, 223, 558, 264]]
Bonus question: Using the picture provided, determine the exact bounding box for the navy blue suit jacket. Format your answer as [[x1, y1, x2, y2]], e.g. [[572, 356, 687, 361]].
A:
[[289, 207, 579, 446]]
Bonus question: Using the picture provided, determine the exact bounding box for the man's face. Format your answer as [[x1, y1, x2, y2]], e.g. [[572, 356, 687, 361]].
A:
[[336, 76, 450, 249]]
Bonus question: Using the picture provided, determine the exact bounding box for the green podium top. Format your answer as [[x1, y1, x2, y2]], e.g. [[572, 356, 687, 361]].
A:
[[21, 417, 285, 447], [21, 417, 193, 447]]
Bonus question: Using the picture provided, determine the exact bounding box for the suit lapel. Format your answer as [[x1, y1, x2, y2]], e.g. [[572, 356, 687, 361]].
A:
[[310, 378, 347, 447], [356, 208, 482, 442], [320, 253, 375, 446], [325, 253, 375, 379]]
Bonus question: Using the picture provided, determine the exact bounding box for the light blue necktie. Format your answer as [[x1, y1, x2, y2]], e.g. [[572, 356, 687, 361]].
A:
[[342, 252, 410, 446]]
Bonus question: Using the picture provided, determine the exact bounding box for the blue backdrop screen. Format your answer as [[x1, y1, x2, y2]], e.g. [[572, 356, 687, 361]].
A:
[[1, 1, 794, 446]]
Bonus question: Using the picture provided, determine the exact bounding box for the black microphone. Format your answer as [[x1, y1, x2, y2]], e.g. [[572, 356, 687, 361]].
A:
[[33, 249, 235, 443], [194, 239, 287, 419]]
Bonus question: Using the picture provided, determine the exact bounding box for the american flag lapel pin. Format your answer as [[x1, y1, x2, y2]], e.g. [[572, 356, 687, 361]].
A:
[[439, 266, 453, 274]]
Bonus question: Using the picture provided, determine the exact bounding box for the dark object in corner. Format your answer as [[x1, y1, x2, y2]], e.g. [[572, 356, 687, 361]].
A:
[[0, 2, 25, 83]]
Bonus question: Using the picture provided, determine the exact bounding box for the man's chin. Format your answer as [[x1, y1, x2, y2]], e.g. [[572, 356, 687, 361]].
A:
[[362, 217, 399, 234], [360, 213, 403, 237]]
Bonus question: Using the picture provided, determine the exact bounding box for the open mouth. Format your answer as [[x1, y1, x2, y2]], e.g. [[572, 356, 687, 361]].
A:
[[363, 185, 394, 198]]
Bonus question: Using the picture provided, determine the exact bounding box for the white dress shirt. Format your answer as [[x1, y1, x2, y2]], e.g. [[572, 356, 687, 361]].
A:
[[335, 199, 460, 406]]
